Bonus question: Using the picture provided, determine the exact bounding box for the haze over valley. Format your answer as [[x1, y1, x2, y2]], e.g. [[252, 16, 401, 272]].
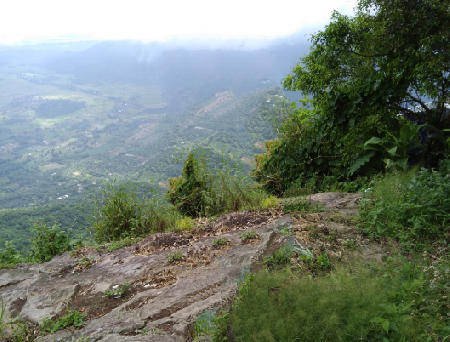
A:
[[0, 39, 308, 246]]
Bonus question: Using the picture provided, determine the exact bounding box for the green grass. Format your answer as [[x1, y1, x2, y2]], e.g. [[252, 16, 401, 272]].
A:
[[282, 196, 321, 213], [228, 255, 450, 342], [211, 237, 229, 246], [175, 216, 195, 232], [260, 195, 281, 210], [167, 251, 184, 262], [93, 236, 143, 252], [0, 298, 29, 341], [240, 231, 260, 241]]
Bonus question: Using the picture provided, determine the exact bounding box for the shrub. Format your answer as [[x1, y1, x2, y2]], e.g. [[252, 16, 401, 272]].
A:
[[192, 309, 218, 337], [360, 167, 450, 250], [175, 217, 194, 232], [31, 223, 71, 262], [0, 241, 27, 268], [166, 151, 269, 217], [252, 99, 391, 196], [91, 181, 180, 242]]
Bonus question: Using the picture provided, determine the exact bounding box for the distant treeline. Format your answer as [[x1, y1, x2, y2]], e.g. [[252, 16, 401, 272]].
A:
[[0, 203, 90, 250], [35, 99, 85, 118]]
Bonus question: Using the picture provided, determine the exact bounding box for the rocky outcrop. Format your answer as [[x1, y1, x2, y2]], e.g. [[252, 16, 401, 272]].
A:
[[1, 193, 387, 341], [1, 210, 285, 341]]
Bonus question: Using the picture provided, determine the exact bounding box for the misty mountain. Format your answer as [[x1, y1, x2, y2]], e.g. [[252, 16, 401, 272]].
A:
[[40, 40, 309, 110]]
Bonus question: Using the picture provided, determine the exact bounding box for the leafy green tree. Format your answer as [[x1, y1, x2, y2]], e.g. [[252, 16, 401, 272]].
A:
[[283, 0, 450, 167], [256, 0, 450, 195]]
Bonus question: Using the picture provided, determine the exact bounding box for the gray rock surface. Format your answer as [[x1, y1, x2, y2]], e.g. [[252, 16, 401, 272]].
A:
[[1, 209, 284, 341], [1, 193, 382, 341]]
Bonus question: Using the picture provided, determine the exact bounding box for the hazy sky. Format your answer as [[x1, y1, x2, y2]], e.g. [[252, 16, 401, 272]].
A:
[[0, 0, 357, 44]]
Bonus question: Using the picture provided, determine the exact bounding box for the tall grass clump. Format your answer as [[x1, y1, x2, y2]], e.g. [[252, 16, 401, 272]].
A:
[[360, 164, 450, 249], [166, 151, 270, 217], [91, 181, 181, 243], [228, 267, 385, 341], [227, 256, 450, 342], [0, 298, 29, 341]]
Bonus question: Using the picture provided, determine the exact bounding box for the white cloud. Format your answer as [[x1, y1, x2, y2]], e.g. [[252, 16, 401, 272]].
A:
[[0, 0, 357, 43]]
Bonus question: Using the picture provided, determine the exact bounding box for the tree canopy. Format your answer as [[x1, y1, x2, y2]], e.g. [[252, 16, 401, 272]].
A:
[[285, 0, 450, 127], [255, 0, 450, 194]]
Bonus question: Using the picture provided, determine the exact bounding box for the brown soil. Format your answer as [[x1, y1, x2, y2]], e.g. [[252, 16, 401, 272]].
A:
[[9, 297, 27, 318], [66, 283, 146, 320]]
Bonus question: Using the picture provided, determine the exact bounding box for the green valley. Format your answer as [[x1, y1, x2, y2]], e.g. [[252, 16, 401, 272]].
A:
[[0, 41, 304, 248]]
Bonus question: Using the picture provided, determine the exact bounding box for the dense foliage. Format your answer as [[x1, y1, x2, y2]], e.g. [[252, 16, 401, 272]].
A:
[[90, 182, 180, 243], [30, 223, 72, 262], [228, 255, 450, 342], [166, 152, 268, 217], [360, 163, 450, 250], [35, 99, 86, 118], [255, 0, 450, 195]]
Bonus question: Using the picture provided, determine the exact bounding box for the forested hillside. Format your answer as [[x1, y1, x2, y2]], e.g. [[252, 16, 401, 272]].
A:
[[1, 1, 450, 341], [0, 40, 305, 248]]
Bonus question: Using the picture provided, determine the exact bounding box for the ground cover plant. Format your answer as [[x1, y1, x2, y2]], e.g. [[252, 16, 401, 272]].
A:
[[41, 309, 87, 334], [0, 298, 29, 341], [225, 253, 450, 342], [167, 251, 184, 262], [211, 237, 229, 246], [262, 242, 306, 267], [240, 231, 260, 242], [360, 164, 450, 251], [175, 216, 195, 232], [96, 236, 143, 252], [104, 281, 131, 298], [281, 196, 320, 214]]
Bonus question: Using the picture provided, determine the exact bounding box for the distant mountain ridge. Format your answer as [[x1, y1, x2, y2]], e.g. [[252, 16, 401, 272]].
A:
[[40, 40, 309, 110]]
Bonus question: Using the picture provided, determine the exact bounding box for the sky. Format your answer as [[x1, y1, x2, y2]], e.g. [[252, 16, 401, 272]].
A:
[[0, 0, 357, 44]]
